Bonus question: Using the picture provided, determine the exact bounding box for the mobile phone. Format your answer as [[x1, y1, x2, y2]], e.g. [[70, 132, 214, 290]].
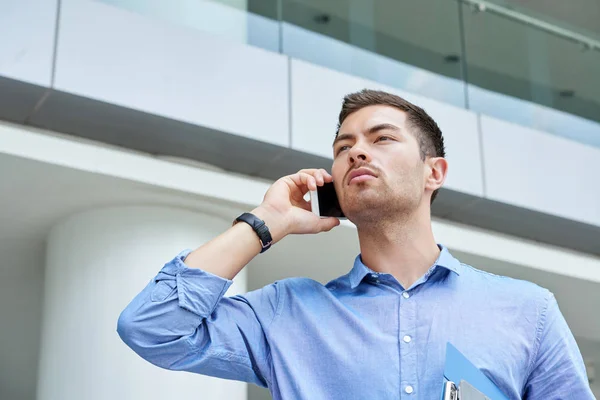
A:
[[310, 182, 345, 219]]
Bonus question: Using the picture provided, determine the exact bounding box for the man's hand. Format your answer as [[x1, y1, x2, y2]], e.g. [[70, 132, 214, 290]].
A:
[[183, 169, 341, 278], [252, 169, 341, 243]]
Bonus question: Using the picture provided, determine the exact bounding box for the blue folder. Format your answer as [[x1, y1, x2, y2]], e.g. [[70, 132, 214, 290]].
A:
[[441, 343, 509, 400]]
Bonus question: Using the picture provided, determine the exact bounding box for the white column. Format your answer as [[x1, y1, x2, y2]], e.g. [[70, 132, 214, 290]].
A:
[[36, 206, 247, 400]]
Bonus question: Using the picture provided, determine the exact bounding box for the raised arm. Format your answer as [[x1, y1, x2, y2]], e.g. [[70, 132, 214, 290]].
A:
[[117, 169, 339, 385]]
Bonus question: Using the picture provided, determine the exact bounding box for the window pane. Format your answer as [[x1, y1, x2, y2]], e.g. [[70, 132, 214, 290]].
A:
[[461, 2, 600, 146], [281, 0, 467, 107]]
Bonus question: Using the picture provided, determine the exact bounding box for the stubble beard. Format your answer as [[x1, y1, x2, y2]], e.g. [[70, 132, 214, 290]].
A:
[[343, 181, 420, 229]]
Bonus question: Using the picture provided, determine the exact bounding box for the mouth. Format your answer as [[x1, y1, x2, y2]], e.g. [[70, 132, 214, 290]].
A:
[[347, 168, 377, 185]]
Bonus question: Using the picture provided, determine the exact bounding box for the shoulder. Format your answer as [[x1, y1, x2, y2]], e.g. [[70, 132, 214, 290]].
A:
[[242, 276, 341, 308], [242, 276, 324, 295], [275, 276, 332, 294], [263, 276, 348, 309], [457, 262, 551, 309], [454, 262, 557, 366], [233, 277, 327, 325]]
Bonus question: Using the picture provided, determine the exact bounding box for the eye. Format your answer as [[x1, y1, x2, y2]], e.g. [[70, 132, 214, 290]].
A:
[[336, 145, 351, 155], [376, 136, 393, 142]]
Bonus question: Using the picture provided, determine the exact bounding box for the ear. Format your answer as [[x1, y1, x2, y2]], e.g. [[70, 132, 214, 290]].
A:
[[425, 157, 448, 192]]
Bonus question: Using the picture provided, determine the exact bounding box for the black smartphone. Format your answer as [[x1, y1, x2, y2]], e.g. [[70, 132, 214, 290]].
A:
[[310, 181, 345, 219]]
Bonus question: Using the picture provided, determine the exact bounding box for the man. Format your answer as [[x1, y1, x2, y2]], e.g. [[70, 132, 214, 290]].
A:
[[118, 89, 593, 399]]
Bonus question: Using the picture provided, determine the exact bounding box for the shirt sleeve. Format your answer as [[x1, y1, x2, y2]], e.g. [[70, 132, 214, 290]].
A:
[[116, 250, 280, 387], [523, 292, 594, 399]]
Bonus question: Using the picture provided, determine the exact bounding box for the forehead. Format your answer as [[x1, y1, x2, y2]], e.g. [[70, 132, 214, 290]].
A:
[[340, 105, 408, 132]]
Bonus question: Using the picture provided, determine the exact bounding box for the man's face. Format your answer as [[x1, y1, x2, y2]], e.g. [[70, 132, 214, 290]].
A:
[[331, 105, 427, 222]]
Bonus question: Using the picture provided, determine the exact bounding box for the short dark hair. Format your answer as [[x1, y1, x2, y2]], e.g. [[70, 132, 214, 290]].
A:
[[335, 89, 446, 204]]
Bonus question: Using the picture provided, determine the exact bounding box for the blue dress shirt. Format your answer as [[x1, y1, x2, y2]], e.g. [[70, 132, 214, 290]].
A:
[[117, 245, 594, 399]]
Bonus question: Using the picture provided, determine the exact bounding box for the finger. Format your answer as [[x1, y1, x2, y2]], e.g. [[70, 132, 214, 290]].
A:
[[317, 217, 341, 232], [320, 169, 333, 182], [301, 173, 317, 191], [314, 172, 324, 186], [298, 168, 325, 186], [298, 168, 319, 175], [290, 172, 318, 192], [289, 172, 307, 191], [280, 178, 306, 206]]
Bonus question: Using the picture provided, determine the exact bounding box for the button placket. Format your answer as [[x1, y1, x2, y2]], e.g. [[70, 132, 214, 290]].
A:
[[399, 289, 417, 398]]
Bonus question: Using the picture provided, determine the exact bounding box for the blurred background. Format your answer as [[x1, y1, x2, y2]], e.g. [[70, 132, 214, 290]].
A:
[[0, 0, 599, 399]]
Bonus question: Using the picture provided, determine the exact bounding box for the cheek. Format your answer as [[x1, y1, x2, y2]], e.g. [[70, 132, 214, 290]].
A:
[[385, 158, 421, 184], [331, 160, 345, 182]]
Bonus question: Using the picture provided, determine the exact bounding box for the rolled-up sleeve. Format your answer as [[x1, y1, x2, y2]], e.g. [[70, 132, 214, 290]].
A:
[[117, 250, 279, 387], [523, 292, 594, 399]]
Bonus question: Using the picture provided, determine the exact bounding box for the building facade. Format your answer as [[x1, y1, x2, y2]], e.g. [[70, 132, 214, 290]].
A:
[[0, 0, 599, 399]]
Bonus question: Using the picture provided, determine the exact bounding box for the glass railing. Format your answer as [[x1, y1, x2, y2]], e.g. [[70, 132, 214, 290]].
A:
[[460, 0, 600, 146], [97, 0, 600, 148], [280, 0, 467, 107], [482, 0, 600, 43]]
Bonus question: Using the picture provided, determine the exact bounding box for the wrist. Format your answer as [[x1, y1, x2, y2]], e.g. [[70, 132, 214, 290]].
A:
[[250, 205, 289, 244]]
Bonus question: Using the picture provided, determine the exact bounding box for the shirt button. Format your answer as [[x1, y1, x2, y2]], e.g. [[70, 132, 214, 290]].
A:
[[403, 335, 412, 343], [405, 385, 414, 394], [402, 292, 410, 299]]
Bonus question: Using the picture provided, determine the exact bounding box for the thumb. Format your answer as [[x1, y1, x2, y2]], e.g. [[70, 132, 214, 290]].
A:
[[317, 217, 341, 233]]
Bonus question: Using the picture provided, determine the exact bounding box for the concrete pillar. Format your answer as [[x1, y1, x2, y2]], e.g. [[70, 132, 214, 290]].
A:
[[36, 206, 247, 400]]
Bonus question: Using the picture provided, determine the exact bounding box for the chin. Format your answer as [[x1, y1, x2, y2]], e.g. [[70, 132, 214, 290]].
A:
[[343, 191, 420, 221], [342, 195, 384, 219]]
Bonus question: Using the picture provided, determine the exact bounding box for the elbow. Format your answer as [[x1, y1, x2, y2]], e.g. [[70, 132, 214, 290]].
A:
[[116, 305, 159, 357], [116, 308, 142, 351], [116, 306, 200, 370], [116, 308, 167, 367]]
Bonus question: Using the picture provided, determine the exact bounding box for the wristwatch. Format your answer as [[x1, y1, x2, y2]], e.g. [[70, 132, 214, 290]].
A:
[[233, 212, 273, 253]]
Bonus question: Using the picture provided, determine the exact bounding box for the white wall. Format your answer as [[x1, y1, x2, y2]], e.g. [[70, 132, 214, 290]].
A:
[[480, 115, 600, 226], [0, 242, 45, 400], [55, 0, 289, 146], [0, 0, 56, 85], [38, 207, 247, 400]]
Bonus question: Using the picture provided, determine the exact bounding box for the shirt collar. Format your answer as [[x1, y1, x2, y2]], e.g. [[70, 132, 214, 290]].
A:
[[348, 244, 461, 289]]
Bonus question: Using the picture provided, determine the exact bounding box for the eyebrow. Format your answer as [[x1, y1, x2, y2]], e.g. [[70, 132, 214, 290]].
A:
[[332, 123, 401, 147]]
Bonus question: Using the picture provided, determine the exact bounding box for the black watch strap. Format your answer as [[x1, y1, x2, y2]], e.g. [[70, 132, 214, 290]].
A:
[[234, 212, 273, 253]]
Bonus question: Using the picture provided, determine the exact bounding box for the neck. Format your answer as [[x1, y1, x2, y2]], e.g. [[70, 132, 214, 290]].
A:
[[356, 208, 440, 289]]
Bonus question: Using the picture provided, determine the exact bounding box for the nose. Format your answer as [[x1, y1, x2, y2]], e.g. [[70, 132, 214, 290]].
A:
[[348, 144, 371, 165]]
